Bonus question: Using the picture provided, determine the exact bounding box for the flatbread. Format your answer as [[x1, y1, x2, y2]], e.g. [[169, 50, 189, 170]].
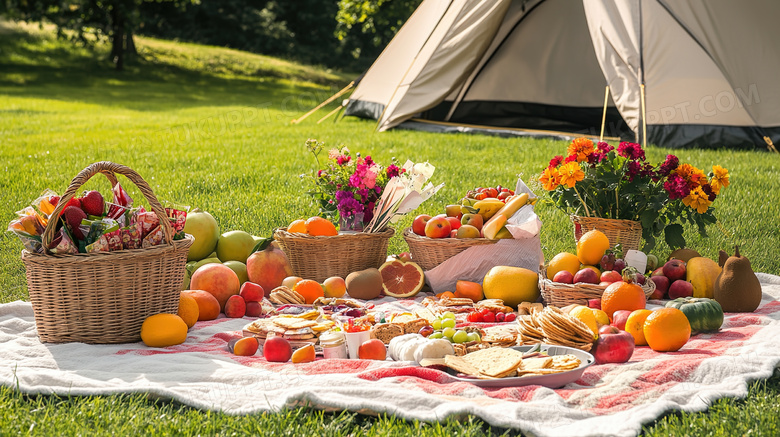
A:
[[463, 347, 524, 378]]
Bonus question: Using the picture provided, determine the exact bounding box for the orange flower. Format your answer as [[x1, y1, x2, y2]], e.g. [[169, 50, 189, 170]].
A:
[[567, 138, 595, 163], [710, 165, 729, 194], [539, 167, 561, 191], [558, 162, 585, 188], [676, 163, 706, 189], [682, 186, 713, 214]]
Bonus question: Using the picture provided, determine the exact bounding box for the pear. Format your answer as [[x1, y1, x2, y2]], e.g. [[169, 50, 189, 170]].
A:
[[713, 246, 762, 313]]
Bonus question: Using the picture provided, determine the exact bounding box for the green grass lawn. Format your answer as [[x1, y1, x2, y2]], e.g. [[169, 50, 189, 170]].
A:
[[1, 21, 779, 436]]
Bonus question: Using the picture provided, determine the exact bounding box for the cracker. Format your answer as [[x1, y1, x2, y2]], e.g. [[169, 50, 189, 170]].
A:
[[273, 317, 316, 329], [463, 347, 524, 378], [520, 356, 553, 370], [444, 354, 484, 378]]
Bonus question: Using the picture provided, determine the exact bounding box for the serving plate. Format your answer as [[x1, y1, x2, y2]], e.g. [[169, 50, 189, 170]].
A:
[[435, 344, 594, 388]]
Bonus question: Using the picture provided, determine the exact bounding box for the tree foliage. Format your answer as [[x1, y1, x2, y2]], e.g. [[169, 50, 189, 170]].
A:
[[335, 0, 421, 60]]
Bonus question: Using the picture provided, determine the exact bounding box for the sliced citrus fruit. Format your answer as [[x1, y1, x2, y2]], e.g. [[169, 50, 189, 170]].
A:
[[291, 344, 316, 363], [378, 259, 425, 298]]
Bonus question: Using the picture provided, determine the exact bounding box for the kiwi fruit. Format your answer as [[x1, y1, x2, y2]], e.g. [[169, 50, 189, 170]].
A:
[[668, 248, 702, 263], [345, 268, 383, 300]]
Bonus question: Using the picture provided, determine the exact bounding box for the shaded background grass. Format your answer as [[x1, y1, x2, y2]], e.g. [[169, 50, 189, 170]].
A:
[[1, 20, 779, 436]]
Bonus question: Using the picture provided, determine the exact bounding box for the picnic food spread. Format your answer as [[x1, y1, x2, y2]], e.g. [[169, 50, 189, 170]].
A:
[[9, 138, 757, 389]]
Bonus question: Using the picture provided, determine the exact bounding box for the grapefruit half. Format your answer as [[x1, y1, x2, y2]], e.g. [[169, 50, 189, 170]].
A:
[[378, 259, 425, 298]]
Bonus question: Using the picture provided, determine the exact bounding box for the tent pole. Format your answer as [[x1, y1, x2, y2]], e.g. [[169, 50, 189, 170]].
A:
[[640, 83, 647, 148], [316, 103, 345, 124], [599, 86, 610, 143], [291, 81, 354, 124]]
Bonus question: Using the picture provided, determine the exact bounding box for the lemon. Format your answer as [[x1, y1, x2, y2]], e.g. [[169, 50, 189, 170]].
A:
[[576, 230, 610, 266], [546, 252, 581, 279], [482, 266, 539, 309], [140, 314, 188, 348], [591, 308, 610, 327], [569, 306, 599, 339]]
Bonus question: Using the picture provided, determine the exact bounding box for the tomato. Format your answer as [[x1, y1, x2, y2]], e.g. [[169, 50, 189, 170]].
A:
[[474, 192, 487, 200], [504, 313, 517, 322], [485, 187, 498, 198], [497, 191, 511, 201]]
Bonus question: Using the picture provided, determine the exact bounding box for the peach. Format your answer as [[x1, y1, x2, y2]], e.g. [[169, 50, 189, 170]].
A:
[[239, 282, 265, 302], [460, 213, 483, 230], [228, 337, 259, 356], [246, 246, 294, 297], [281, 276, 303, 289], [224, 295, 246, 318], [190, 263, 240, 311], [358, 339, 387, 360], [182, 290, 220, 321], [322, 276, 347, 298], [600, 271, 623, 283], [263, 336, 292, 362], [424, 216, 451, 238], [412, 214, 431, 236], [291, 344, 316, 363], [245, 301, 263, 317], [456, 224, 480, 239]]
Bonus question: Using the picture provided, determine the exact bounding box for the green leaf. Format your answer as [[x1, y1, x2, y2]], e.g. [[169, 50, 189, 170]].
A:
[[251, 237, 274, 253], [664, 224, 686, 249], [641, 209, 658, 229]]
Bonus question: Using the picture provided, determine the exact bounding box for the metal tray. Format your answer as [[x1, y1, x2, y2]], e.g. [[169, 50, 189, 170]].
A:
[[443, 344, 594, 388]]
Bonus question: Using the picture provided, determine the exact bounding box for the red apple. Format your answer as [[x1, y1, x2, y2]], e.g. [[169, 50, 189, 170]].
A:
[[449, 229, 458, 238], [592, 325, 635, 364], [245, 301, 263, 317], [573, 268, 599, 284], [600, 270, 623, 283], [358, 339, 387, 360], [239, 282, 265, 303], [445, 216, 462, 231], [611, 310, 632, 330], [224, 295, 246, 318], [412, 214, 432, 236], [651, 267, 665, 277], [263, 336, 292, 362], [461, 213, 484, 231], [553, 270, 574, 284], [397, 252, 412, 262], [649, 275, 669, 299], [662, 259, 687, 282], [668, 280, 694, 299], [588, 299, 602, 310], [425, 216, 451, 238]]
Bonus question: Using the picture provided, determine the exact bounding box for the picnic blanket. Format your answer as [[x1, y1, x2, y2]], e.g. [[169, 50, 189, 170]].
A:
[[2, 273, 780, 437]]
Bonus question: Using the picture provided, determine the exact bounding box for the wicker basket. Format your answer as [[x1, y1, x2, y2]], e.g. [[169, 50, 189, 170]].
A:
[[21, 162, 193, 344], [539, 270, 656, 308], [402, 227, 497, 271], [572, 215, 642, 252], [274, 227, 394, 283]]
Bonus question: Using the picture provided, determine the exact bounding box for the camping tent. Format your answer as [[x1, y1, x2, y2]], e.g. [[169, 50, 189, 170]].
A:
[[344, 0, 780, 150]]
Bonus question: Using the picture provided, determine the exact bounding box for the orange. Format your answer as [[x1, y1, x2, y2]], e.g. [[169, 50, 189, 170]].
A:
[[576, 230, 610, 266], [643, 308, 691, 352], [177, 294, 199, 329], [288, 219, 307, 233], [547, 252, 581, 278], [293, 279, 325, 304], [454, 280, 483, 302], [140, 314, 188, 348], [625, 309, 652, 346], [182, 290, 221, 321], [601, 281, 646, 319], [305, 216, 338, 236], [436, 291, 455, 299]]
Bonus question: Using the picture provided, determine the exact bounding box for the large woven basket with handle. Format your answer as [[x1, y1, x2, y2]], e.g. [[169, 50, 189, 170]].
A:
[[571, 215, 642, 252], [21, 161, 193, 344], [402, 227, 497, 271]]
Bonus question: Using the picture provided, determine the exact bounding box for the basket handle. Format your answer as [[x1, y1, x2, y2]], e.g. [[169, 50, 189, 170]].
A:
[[42, 161, 175, 249]]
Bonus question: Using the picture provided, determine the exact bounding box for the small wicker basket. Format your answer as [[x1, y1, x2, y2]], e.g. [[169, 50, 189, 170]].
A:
[[571, 215, 642, 252], [274, 227, 394, 283], [402, 227, 497, 271], [21, 162, 193, 344], [539, 270, 656, 308]]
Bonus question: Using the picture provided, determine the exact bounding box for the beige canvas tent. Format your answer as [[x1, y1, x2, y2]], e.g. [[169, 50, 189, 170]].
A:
[[344, 0, 780, 150]]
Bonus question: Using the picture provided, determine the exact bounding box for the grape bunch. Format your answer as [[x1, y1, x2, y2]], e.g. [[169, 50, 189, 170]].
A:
[[418, 311, 481, 343]]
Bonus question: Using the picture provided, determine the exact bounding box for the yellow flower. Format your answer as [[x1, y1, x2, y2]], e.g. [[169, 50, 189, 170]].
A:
[[682, 186, 713, 214], [567, 138, 595, 163], [710, 165, 730, 194], [676, 163, 706, 188], [558, 162, 585, 188], [539, 167, 561, 191]]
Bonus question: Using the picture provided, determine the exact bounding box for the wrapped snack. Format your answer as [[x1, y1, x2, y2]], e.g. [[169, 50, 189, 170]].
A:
[[48, 228, 78, 255], [107, 182, 133, 224], [142, 225, 165, 248], [134, 210, 160, 238], [121, 222, 143, 250], [85, 235, 109, 253], [105, 229, 123, 251], [30, 189, 61, 218], [165, 207, 188, 233]]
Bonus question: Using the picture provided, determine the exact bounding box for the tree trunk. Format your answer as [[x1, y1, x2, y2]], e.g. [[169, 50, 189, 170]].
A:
[[111, 8, 124, 71], [126, 30, 137, 57]]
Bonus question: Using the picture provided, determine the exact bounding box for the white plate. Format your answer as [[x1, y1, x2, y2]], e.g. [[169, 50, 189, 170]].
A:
[[440, 344, 594, 388]]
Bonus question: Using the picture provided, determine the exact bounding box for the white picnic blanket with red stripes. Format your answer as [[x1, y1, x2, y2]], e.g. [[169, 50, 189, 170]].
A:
[[2, 273, 780, 437]]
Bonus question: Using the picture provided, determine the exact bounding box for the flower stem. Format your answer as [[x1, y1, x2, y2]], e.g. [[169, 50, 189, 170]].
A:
[[573, 185, 591, 217]]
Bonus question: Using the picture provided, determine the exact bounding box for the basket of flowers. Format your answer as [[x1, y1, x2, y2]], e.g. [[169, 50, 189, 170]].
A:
[[275, 140, 440, 282], [538, 138, 730, 252], [15, 161, 193, 344]]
